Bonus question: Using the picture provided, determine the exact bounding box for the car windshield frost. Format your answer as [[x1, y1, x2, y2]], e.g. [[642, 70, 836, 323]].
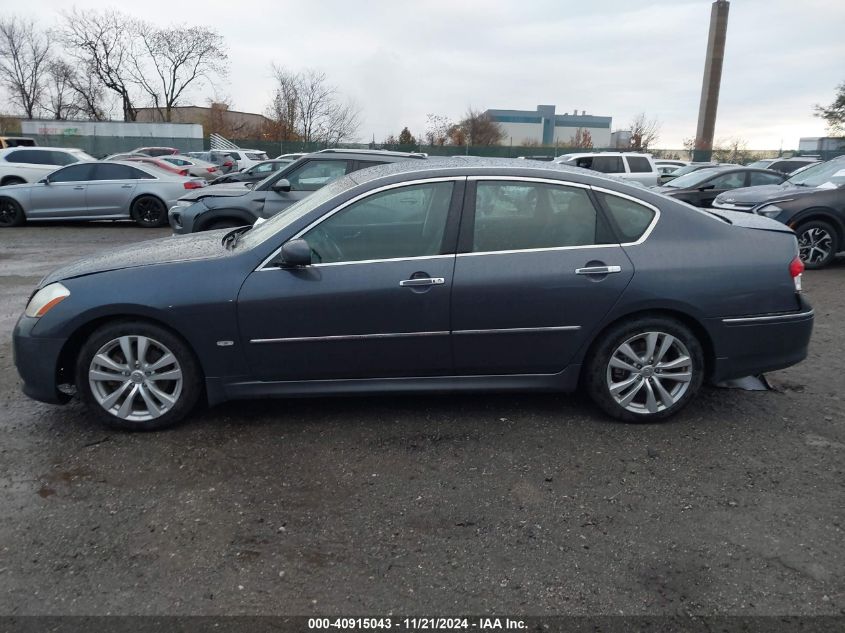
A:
[[787, 160, 845, 188], [238, 175, 357, 249], [663, 168, 721, 188]]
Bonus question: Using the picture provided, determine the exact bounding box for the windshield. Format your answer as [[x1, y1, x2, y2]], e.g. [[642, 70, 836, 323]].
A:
[[747, 159, 773, 169], [787, 159, 845, 187], [664, 168, 721, 188], [238, 175, 357, 249]]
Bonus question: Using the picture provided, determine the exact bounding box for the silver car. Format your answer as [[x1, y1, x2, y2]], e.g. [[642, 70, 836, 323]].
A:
[[0, 161, 206, 228], [159, 154, 222, 180]]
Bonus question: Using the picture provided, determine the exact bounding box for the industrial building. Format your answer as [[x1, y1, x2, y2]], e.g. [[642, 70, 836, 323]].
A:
[[484, 105, 612, 147]]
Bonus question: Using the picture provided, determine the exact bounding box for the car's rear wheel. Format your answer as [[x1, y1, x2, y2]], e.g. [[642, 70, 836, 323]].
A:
[[0, 197, 25, 227], [796, 220, 837, 269], [585, 317, 704, 422], [131, 195, 168, 228], [75, 321, 202, 431]]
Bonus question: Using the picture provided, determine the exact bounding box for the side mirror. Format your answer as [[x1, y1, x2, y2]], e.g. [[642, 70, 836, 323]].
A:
[[39, 177, 50, 185], [271, 178, 291, 193], [278, 238, 312, 267]]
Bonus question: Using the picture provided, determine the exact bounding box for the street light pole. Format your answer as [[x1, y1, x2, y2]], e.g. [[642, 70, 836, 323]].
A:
[[693, 0, 730, 162]]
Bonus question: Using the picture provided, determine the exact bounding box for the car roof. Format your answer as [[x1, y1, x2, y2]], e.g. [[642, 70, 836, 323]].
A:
[[316, 148, 428, 159], [556, 151, 653, 158]]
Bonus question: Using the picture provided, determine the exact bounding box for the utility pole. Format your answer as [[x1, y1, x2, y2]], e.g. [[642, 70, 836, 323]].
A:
[[693, 0, 730, 162]]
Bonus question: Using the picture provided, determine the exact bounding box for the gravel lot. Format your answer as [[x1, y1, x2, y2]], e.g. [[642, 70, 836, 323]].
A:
[[0, 223, 843, 616]]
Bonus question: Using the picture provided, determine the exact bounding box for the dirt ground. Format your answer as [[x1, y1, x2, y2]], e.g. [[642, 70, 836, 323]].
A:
[[0, 223, 843, 616]]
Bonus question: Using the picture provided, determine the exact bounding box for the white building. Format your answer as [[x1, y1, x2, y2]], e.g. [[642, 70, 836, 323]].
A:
[[484, 105, 612, 147]]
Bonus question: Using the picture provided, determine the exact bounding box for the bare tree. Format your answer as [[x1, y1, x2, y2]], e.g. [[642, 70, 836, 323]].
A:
[[454, 107, 504, 146], [43, 59, 81, 120], [569, 127, 593, 149], [58, 9, 139, 121], [712, 137, 751, 164], [424, 114, 451, 146], [265, 66, 361, 145], [629, 113, 661, 151], [132, 24, 227, 122], [0, 17, 50, 118], [814, 81, 845, 134]]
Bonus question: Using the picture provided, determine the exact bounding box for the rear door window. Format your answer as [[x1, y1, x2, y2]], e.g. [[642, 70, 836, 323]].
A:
[[6, 149, 49, 164], [588, 156, 624, 173], [91, 163, 143, 180], [708, 172, 746, 189], [748, 171, 784, 186], [286, 159, 350, 192]]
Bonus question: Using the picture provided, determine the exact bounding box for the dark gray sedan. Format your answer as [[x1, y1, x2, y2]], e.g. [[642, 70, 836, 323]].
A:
[[13, 158, 813, 430]]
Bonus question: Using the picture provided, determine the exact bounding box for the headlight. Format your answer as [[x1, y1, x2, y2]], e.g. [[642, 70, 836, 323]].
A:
[[756, 204, 783, 218], [173, 199, 193, 207], [25, 283, 70, 318]]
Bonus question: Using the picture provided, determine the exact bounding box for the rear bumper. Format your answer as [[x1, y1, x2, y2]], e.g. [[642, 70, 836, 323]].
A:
[[13, 316, 70, 405], [708, 298, 814, 382]]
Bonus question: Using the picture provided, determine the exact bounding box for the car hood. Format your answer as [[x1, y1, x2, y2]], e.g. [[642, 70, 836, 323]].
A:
[[40, 230, 233, 286], [714, 183, 814, 204]]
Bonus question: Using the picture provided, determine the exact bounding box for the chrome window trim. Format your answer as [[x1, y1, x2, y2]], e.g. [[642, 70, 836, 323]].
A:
[[722, 309, 814, 324], [467, 175, 591, 189], [309, 254, 454, 269], [453, 325, 581, 335], [257, 176, 465, 271]]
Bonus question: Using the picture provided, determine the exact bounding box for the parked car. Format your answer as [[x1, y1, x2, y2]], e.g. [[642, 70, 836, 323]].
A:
[[713, 157, 845, 268], [0, 161, 206, 228], [160, 154, 220, 179], [211, 149, 270, 171], [209, 159, 292, 186], [747, 157, 820, 174], [656, 165, 681, 185], [654, 159, 690, 168], [187, 150, 237, 174], [105, 153, 190, 177], [652, 167, 786, 207], [276, 153, 306, 161], [516, 155, 555, 162], [0, 136, 37, 148], [0, 147, 95, 186], [169, 149, 428, 234], [132, 147, 181, 157], [13, 158, 813, 430], [553, 152, 659, 186]]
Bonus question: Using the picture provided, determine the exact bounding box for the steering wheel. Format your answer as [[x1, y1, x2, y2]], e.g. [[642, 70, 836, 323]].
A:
[[309, 227, 344, 263]]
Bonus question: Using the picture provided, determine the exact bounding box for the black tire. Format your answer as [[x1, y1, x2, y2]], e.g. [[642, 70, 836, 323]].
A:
[[130, 195, 168, 228], [584, 316, 705, 423], [75, 320, 202, 431], [795, 220, 838, 269], [1, 177, 25, 186], [0, 197, 25, 227]]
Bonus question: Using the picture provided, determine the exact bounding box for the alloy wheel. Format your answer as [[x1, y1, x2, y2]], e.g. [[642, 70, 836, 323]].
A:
[[88, 335, 183, 422], [0, 199, 20, 226], [798, 227, 832, 265], [606, 331, 693, 415], [134, 197, 165, 225]]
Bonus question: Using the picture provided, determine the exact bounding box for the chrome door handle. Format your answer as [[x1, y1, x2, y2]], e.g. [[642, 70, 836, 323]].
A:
[[73, 186, 85, 190], [399, 277, 445, 287], [121, 184, 133, 188], [575, 265, 622, 275]]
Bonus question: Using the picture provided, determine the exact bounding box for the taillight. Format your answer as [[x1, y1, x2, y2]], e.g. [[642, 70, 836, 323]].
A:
[[183, 180, 205, 189], [789, 256, 804, 292], [206, 166, 217, 172], [223, 161, 233, 167], [179, 169, 189, 176]]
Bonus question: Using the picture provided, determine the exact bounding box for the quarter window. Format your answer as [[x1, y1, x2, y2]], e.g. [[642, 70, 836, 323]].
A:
[[596, 192, 655, 242], [471, 181, 602, 252], [302, 181, 454, 264], [287, 159, 349, 192], [626, 156, 653, 173]]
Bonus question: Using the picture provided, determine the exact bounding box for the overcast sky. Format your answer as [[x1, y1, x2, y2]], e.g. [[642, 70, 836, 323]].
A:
[[13, 0, 845, 149]]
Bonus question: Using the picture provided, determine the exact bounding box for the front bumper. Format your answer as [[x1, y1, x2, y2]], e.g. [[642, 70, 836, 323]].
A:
[[708, 297, 814, 382], [168, 201, 207, 235], [13, 315, 70, 405]]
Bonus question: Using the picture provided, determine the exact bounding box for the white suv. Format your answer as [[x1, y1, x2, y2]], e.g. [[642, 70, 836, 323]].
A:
[[0, 147, 95, 186], [553, 152, 659, 186]]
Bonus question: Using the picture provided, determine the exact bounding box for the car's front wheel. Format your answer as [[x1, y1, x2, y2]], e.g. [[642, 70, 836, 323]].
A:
[[585, 317, 704, 422], [796, 220, 838, 269], [0, 197, 25, 227], [131, 195, 168, 228], [75, 321, 202, 430]]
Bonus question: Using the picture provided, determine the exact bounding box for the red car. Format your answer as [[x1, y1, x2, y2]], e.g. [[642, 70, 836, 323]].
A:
[[105, 153, 189, 177], [132, 147, 180, 157]]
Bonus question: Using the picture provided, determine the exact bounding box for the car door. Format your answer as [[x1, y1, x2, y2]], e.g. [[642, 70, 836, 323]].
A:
[[260, 158, 352, 218], [27, 163, 93, 218], [450, 178, 634, 375], [236, 177, 463, 382], [85, 163, 139, 217], [624, 155, 658, 186]]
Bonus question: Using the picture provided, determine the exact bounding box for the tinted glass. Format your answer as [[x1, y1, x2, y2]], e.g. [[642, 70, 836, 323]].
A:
[[91, 163, 143, 180], [50, 151, 81, 166], [287, 159, 349, 192], [626, 156, 652, 173], [49, 164, 93, 182], [664, 168, 722, 188], [6, 149, 47, 164], [472, 182, 599, 252], [597, 192, 655, 242], [747, 160, 774, 169], [589, 156, 624, 173], [748, 171, 784, 186], [708, 172, 746, 189], [302, 181, 454, 264]]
